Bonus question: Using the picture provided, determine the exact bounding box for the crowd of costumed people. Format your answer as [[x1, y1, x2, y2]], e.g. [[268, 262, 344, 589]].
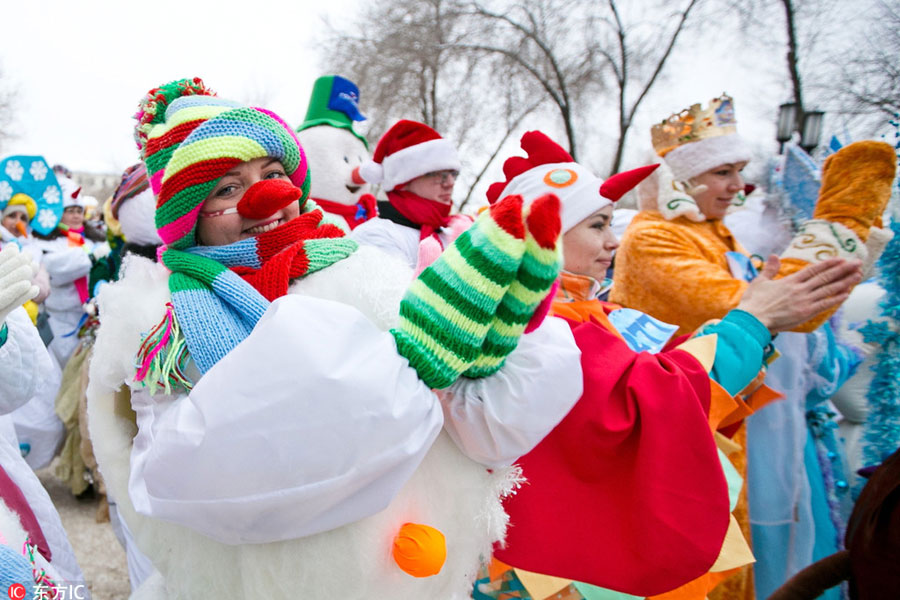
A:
[[0, 75, 898, 600]]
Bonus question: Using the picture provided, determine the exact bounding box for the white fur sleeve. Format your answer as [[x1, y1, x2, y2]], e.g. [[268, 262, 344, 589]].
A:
[[439, 316, 583, 468], [40, 245, 92, 286], [350, 218, 418, 270], [128, 295, 444, 545], [0, 308, 48, 413]]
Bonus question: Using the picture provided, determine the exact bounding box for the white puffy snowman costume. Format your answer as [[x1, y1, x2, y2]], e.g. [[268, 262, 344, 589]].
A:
[[89, 246, 581, 599], [86, 81, 582, 599], [0, 302, 84, 588], [31, 176, 94, 367]]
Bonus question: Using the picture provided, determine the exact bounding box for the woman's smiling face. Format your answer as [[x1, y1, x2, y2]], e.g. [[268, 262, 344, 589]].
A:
[[562, 205, 619, 282], [196, 157, 299, 246], [689, 161, 748, 220]]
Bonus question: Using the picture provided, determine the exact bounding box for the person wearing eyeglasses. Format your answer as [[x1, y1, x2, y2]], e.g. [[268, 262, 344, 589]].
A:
[[352, 119, 474, 274]]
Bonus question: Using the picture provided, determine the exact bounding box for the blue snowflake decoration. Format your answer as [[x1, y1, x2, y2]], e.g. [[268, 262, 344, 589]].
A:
[[0, 155, 63, 235]]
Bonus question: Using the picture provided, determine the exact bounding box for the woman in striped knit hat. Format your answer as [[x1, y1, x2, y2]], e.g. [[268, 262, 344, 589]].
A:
[[86, 78, 583, 599]]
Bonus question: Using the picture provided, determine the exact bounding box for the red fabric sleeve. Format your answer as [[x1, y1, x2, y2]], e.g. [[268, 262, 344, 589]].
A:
[[494, 317, 730, 596]]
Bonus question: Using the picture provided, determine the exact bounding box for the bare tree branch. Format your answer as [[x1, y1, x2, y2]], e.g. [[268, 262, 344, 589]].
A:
[[608, 0, 701, 172], [464, 2, 580, 157], [459, 99, 543, 210], [782, 0, 806, 120]]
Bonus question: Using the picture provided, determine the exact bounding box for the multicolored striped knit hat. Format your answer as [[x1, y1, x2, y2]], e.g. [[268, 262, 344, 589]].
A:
[[134, 77, 310, 250]]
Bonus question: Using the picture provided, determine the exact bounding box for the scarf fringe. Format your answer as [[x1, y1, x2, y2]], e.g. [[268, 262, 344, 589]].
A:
[[24, 541, 58, 598], [134, 302, 194, 395]]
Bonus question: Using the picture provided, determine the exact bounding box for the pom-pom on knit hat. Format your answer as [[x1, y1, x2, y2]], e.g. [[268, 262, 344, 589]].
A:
[[359, 120, 461, 191], [134, 77, 310, 250], [488, 131, 658, 232]]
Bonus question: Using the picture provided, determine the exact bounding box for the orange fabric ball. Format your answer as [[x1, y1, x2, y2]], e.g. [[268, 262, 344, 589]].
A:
[[392, 522, 446, 578]]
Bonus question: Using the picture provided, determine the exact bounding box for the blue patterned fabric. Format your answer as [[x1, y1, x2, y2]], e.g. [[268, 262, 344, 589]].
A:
[[0, 156, 63, 236]]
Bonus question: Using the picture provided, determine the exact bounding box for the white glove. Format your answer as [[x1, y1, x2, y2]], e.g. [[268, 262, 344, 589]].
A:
[[92, 242, 111, 261], [0, 245, 39, 325]]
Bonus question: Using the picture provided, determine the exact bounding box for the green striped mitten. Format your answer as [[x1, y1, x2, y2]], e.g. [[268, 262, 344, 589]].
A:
[[464, 193, 563, 378], [391, 195, 527, 389]]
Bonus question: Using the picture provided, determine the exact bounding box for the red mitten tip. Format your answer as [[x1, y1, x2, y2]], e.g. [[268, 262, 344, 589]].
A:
[[237, 179, 303, 219], [490, 194, 526, 240], [526, 194, 562, 249]]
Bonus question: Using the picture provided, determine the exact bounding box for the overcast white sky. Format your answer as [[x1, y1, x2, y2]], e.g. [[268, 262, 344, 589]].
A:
[[0, 0, 357, 173], [0, 0, 864, 183]]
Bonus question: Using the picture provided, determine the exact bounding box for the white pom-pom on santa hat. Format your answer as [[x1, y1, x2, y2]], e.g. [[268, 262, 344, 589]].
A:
[[360, 120, 461, 191], [359, 160, 384, 186]]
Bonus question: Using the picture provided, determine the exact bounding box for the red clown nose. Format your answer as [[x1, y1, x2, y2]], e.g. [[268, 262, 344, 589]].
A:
[[237, 179, 305, 219]]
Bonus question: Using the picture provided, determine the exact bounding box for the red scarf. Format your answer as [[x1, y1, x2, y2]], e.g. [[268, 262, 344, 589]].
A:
[[386, 190, 452, 241], [228, 209, 350, 301], [313, 195, 378, 230]]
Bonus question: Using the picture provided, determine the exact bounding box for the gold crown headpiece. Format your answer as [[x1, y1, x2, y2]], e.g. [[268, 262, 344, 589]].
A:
[[651, 93, 738, 157]]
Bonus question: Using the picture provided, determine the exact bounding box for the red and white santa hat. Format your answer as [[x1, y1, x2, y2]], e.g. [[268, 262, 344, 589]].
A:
[[359, 120, 461, 191], [488, 131, 658, 232]]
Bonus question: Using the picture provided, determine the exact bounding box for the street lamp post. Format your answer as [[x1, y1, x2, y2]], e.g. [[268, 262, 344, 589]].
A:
[[800, 110, 824, 153], [776, 102, 824, 154], [777, 102, 798, 153]]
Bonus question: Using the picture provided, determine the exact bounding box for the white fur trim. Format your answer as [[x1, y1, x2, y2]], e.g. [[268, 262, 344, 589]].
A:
[[654, 159, 705, 222], [380, 138, 461, 191], [359, 160, 383, 185], [664, 134, 752, 182], [498, 162, 609, 232], [62, 196, 85, 209], [781, 219, 867, 264], [861, 225, 895, 279]]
